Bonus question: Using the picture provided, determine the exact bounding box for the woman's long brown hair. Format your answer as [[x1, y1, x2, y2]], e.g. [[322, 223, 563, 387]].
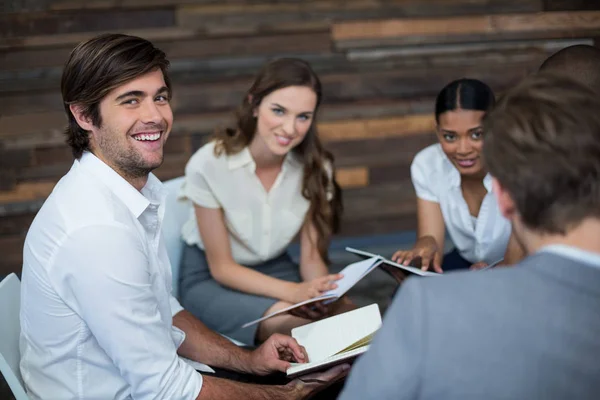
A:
[[212, 58, 343, 264]]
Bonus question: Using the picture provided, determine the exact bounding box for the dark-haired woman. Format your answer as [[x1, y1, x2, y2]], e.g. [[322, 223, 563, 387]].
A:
[[178, 58, 351, 345], [391, 78, 524, 273]]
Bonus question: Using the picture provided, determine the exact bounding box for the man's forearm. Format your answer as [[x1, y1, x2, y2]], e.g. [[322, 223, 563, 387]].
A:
[[173, 310, 254, 373], [198, 376, 299, 400]]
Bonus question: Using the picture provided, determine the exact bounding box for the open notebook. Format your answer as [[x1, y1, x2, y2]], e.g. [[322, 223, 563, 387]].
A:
[[241, 257, 383, 329], [345, 247, 440, 277], [286, 303, 381, 377]]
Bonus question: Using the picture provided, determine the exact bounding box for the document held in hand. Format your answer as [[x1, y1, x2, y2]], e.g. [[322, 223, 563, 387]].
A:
[[241, 257, 383, 329], [286, 303, 382, 377], [345, 247, 440, 277]]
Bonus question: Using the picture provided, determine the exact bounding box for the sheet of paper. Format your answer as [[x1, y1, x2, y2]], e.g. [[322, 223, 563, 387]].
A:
[[479, 258, 504, 271], [287, 345, 369, 378], [240, 293, 337, 329], [322, 257, 383, 300], [291, 303, 381, 363], [345, 247, 440, 277], [241, 257, 382, 329]]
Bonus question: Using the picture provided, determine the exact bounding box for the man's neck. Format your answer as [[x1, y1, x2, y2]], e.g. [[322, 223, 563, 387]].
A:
[[90, 151, 149, 191], [524, 218, 600, 256]]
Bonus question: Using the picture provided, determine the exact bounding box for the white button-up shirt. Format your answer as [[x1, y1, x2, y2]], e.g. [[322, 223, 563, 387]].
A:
[[411, 144, 511, 264], [180, 141, 310, 266], [20, 152, 202, 400]]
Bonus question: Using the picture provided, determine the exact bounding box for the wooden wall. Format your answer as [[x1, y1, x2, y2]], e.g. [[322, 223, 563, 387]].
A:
[[2, 0, 600, 275]]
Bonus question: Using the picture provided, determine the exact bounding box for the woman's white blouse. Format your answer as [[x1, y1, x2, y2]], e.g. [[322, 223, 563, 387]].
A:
[[411, 144, 511, 264], [180, 141, 310, 266]]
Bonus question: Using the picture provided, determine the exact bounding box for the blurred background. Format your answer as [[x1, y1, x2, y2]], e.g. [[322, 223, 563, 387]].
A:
[[2, 0, 600, 280]]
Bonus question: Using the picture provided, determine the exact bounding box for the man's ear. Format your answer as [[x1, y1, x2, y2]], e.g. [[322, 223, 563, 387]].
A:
[[492, 177, 516, 220], [69, 104, 95, 131]]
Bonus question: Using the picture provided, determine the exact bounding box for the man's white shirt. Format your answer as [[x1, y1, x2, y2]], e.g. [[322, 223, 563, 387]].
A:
[[20, 152, 202, 399]]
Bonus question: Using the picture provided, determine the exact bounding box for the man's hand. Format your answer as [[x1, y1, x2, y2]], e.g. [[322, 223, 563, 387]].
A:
[[288, 364, 350, 399], [249, 333, 309, 376]]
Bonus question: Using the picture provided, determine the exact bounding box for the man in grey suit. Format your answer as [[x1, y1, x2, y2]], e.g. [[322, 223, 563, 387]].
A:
[[339, 74, 600, 399]]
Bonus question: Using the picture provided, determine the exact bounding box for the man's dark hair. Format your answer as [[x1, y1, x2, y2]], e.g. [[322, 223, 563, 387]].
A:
[[483, 73, 600, 234], [61, 34, 171, 158]]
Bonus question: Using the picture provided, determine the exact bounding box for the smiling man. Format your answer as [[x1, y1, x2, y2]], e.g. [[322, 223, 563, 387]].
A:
[[19, 34, 346, 400]]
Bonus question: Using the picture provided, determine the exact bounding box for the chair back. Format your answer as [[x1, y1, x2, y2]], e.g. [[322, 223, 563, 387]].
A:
[[0, 273, 29, 399], [162, 177, 191, 299]]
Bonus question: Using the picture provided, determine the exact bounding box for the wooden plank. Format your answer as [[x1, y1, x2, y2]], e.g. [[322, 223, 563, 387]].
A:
[[543, 0, 600, 12], [328, 133, 437, 168], [0, 213, 36, 236], [338, 213, 417, 237], [333, 10, 600, 48], [342, 181, 416, 220], [1, 8, 175, 38], [0, 181, 56, 204], [0, 36, 554, 95], [319, 114, 434, 142], [50, 0, 542, 14], [336, 166, 369, 189], [0, 31, 331, 72], [0, 235, 25, 276], [3, 0, 49, 13], [33, 145, 71, 166], [0, 112, 67, 140], [0, 27, 197, 50]]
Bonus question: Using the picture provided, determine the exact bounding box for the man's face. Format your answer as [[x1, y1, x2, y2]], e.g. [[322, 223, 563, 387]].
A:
[[90, 69, 173, 182]]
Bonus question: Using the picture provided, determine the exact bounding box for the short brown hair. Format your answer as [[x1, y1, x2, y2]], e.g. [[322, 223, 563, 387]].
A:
[[483, 73, 600, 234], [61, 34, 171, 158], [539, 44, 600, 94]]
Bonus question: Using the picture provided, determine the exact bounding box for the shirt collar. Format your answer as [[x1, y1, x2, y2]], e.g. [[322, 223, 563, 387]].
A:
[[227, 146, 302, 171], [78, 151, 166, 218], [538, 244, 600, 269], [227, 147, 254, 170], [438, 144, 492, 192]]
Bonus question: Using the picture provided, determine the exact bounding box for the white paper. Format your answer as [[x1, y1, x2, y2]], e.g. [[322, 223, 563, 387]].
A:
[[291, 303, 381, 363], [345, 247, 440, 277], [241, 293, 338, 329], [322, 257, 383, 301], [287, 345, 369, 378], [241, 257, 382, 329]]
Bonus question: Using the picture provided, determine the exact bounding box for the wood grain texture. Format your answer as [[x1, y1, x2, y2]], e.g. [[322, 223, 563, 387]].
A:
[[1, 0, 596, 274], [332, 10, 600, 47], [336, 166, 369, 189]]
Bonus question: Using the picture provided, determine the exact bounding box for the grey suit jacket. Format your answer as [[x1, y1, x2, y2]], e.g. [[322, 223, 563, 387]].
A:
[[339, 251, 600, 399]]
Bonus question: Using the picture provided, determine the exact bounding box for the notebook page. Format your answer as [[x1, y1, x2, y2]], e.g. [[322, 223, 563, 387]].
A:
[[291, 304, 381, 362], [345, 247, 439, 277], [287, 345, 369, 378], [241, 293, 337, 328], [322, 257, 382, 299]]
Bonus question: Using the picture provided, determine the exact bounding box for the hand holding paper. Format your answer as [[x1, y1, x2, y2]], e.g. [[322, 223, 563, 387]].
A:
[[241, 257, 382, 328]]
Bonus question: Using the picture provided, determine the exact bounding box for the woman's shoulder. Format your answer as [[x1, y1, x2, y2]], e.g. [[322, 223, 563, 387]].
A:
[[412, 143, 445, 173], [185, 140, 228, 173], [189, 140, 228, 164]]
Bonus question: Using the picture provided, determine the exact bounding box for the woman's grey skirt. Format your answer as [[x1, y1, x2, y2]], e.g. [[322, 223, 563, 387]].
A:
[[178, 244, 301, 345]]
